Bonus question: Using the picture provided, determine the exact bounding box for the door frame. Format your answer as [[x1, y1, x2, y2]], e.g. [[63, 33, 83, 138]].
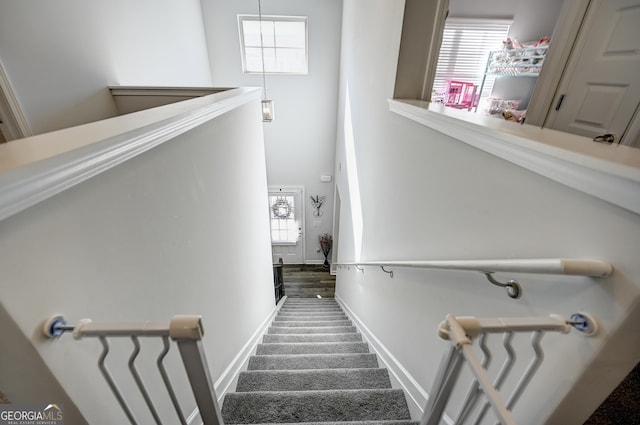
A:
[[0, 58, 32, 141], [268, 185, 305, 264], [330, 184, 341, 275]]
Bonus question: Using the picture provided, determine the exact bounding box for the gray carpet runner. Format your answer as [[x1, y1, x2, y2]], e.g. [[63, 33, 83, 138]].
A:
[[222, 298, 415, 425]]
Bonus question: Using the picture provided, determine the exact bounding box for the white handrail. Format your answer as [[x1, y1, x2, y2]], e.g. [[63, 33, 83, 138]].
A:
[[336, 258, 612, 299], [337, 258, 612, 277]]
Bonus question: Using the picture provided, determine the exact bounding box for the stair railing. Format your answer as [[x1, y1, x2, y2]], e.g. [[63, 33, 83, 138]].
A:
[[44, 315, 224, 425], [273, 257, 285, 304], [336, 258, 612, 299], [421, 313, 598, 425]]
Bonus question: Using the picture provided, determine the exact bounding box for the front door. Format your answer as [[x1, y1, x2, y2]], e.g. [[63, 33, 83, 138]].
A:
[[269, 187, 304, 264], [547, 0, 640, 144]]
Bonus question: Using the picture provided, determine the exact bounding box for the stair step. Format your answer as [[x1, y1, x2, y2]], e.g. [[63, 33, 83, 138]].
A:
[[279, 307, 343, 313], [263, 333, 363, 343], [229, 421, 420, 425], [284, 301, 338, 305], [280, 304, 342, 311], [278, 309, 344, 316], [271, 320, 352, 327], [280, 305, 341, 309], [222, 389, 411, 424], [275, 315, 347, 322], [256, 342, 369, 355], [268, 326, 358, 334], [236, 368, 392, 392], [248, 353, 379, 370]]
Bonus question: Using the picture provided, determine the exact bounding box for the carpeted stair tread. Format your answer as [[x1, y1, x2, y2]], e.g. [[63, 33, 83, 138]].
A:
[[268, 326, 358, 334], [279, 308, 344, 314], [263, 333, 363, 343], [275, 315, 348, 322], [223, 298, 413, 424], [256, 342, 369, 355], [225, 421, 418, 425], [284, 301, 338, 305], [281, 306, 340, 309], [279, 307, 343, 311], [272, 320, 352, 327], [281, 304, 341, 308], [222, 389, 411, 424], [248, 353, 379, 370], [280, 303, 341, 308], [236, 368, 392, 392], [276, 310, 346, 317], [278, 307, 344, 314]]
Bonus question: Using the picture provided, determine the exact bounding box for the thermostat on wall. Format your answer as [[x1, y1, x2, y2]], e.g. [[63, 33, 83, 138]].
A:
[[320, 175, 332, 182]]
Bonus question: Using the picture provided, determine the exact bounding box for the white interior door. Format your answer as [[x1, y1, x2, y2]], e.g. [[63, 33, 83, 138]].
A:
[[269, 187, 304, 264], [547, 0, 640, 144]]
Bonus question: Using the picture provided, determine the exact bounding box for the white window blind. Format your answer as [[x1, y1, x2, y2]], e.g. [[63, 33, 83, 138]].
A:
[[433, 18, 511, 104], [238, 15, 308, 74]]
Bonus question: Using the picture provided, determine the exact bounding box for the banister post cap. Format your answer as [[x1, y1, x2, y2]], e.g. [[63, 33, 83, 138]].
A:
[[169, 315, 204, 340]]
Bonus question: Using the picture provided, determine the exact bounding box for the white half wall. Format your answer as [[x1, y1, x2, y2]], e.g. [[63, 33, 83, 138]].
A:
[[202, 0, 343, 263], [0, 90, 275, 423], [0, 0, 212, 134], [335, 1, 640, 424]]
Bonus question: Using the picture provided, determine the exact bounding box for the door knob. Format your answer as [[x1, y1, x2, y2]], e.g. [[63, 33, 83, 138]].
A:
[[593, 133, 615, 144]]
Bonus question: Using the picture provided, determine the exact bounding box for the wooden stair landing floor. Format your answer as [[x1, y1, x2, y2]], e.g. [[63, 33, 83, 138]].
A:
[[283, 264, 336, 298]]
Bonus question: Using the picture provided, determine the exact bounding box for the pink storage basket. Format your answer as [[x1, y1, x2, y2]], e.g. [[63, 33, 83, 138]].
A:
[[445, 80, 478, 110]]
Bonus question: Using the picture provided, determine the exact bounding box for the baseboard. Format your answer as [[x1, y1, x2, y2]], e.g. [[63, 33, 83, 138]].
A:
[[187, 296, 287, 424], [336, 295, 428, 420], [214, 296, 287, 403], [186, 408, 201, 425]]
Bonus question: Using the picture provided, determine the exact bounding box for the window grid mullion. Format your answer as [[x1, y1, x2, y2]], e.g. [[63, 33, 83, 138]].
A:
[[239, 15, 307, 74]]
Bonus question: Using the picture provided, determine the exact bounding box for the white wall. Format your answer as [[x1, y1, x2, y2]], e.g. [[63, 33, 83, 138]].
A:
[[335, 1, 640, 424], [201, 0, 343, 263], [0, 94, 275, 423], [0, 0, 212, 135]]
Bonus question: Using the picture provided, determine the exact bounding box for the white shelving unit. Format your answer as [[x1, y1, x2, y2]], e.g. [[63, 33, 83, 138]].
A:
[[476, 45, 549, 112]]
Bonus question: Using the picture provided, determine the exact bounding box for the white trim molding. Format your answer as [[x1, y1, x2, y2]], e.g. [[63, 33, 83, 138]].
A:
[[389, 99, 640, 216], [0, 87, 261, 222], [336, 295, 429, 420], [0, 58, 33, 139], [214, 296, 286, 403], [185, 296, 287, 425]]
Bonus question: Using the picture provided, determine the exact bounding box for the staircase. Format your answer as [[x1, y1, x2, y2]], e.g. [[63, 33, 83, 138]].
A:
[[222, 298, 415, 424]]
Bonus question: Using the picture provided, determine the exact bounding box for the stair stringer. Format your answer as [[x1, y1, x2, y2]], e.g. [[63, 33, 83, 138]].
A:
[[336, 294, 453, 424]]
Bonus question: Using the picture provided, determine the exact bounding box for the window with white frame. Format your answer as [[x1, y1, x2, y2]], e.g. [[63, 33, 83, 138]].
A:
[[238, 15, 308, 74], [432, 18, 511, 104], [269, 194, 298, 244]]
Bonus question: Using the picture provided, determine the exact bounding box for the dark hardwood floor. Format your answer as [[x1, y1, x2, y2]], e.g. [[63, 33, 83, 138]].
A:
[[282, 264, 336, 298]]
